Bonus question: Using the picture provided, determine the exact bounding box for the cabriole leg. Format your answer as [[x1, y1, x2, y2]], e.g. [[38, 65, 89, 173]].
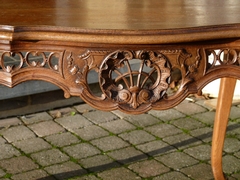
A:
[[211, 78, 237, 180]]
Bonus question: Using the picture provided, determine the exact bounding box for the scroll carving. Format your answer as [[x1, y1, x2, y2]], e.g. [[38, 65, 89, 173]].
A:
[[67, 50, 110, 86], [205, 48, 240, 68], [0, 51, 63, 74], [67, 52, 88, 85], [99, 50, 171, 109], [66, 49, 198, 112], [185, 49, 201, 77], [1, 45, 240, 114], [174, 49, 200, 86]]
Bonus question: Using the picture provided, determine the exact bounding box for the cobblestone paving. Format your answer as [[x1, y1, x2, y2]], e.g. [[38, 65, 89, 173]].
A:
[[0, 99, 240, 180]]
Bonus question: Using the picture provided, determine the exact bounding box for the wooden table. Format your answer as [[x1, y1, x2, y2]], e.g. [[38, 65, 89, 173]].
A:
[[1, 0, 240, 179]]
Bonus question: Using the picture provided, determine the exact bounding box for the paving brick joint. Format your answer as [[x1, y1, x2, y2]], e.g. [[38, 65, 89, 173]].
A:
[[0, 98, 240, 179]]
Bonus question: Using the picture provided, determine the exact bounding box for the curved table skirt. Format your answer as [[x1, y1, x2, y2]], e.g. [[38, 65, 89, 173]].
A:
[[1, 39, 240, 180]]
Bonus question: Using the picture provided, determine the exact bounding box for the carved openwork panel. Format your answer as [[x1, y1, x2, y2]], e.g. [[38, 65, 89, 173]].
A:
[[0, 51, 63, 74], [66, 49, 199, 113], [3, 46, 240, 113], [205, 48, 240, 68], [67, 50, 110, 86], [99, 50, 171, 109]]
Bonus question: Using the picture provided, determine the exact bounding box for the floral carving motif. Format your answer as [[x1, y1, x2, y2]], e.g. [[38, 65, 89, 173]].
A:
[[67, 52, 87, 85], [186, 49, 201, 76], [99, 50, 171, 109], [66, 49, 199, 112], [68, 50, 110, 85], [175, 49, 194, 83]]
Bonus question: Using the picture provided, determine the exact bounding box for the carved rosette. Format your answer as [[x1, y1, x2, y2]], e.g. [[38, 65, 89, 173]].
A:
[[99, 50, 171, 109]]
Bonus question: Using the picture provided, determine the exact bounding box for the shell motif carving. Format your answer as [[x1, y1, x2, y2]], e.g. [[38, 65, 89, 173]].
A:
[[99, 50, 171, 109]]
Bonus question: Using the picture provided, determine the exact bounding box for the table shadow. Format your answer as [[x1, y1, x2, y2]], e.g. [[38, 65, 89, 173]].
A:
[[37, 123, 240, 180]]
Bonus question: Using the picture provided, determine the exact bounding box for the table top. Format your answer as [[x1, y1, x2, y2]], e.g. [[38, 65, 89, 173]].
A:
[[1, 0, 240, 44]]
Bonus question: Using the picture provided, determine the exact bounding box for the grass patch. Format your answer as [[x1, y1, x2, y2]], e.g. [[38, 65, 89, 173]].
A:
[[4, 173, 12, 178], [181, 128, 190, 134]]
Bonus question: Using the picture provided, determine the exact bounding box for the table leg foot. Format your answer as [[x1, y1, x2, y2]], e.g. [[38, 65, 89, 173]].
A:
[[211, 78, 237, 180]]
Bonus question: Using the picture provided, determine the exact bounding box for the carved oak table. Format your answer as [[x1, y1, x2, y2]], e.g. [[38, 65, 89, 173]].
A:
[[1, 0, 240, 179]]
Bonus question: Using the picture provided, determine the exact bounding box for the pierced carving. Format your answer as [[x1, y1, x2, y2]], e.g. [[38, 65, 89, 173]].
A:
[[68, 50, 110, 85], [0, 51, 62, 74], [1, 43, 240, 115], [79, 50, 111, 71], [0, 52, 24, 72], [175, 49, 194, 83], [187, 49, 201, 76], [206, 48, 240, 68], [66, 49, 200, 112], [67, 52, 88, 85], [99, 50, 171, 109]]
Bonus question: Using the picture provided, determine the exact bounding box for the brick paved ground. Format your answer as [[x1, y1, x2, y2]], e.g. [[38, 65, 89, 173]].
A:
[[0, 98, 240, 180]]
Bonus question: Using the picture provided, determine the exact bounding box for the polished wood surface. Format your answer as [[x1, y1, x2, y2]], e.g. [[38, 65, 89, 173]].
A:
[[1, 0, 240, 29], [1, 0, 240, 44], [212, 78, 237, 180], [1, 1, 240, 179]]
